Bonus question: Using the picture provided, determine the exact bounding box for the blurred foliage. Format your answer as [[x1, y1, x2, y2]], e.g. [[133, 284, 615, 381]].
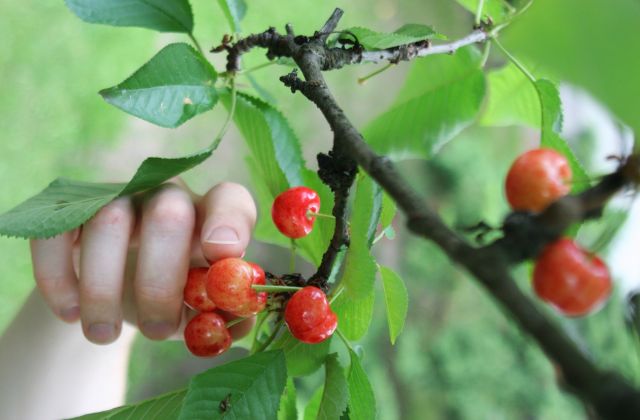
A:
[[0, 0, 155, 333], [503, 0, 640, 135]]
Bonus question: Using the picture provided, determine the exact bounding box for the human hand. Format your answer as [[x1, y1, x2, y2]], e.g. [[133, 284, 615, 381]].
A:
[[29, 181, 257, 344]]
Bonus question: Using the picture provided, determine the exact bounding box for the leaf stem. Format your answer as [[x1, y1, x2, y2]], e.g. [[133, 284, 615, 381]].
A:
[[475, 0, 485, 26], [189, 33, 205, 56], [480, 40, 492, 68], [251, 284, 303, 293], [492, 38, 536, 83], [210, 79, 237, 151], [357, 63, 394, 85]]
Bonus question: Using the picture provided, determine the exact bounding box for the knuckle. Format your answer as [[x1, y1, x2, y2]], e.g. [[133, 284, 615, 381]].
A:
[[34, 272, 71, 294], [146, 190, 195, 229], [212, 182, 257, 222], [136, 282, 182, 305], [90, 199, 133, 228], [81, 282, 119, 302]]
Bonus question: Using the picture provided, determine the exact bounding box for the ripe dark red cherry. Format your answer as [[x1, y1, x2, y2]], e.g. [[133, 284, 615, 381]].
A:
[[206, 258, 266, 317], [271, 186, 321, 239], [284, 286, 337, 344], [184, 312, 232, 357], [183, 267, 216, 312], [505, 148, 572, 212], [533, 238, 611, 317]]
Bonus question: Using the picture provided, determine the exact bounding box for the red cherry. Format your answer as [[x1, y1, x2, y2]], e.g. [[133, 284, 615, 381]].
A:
[[284, 286, 337, 344], [533, 238, 611, 317], [183, 267, 216, 312], [505, 148, 572, 212], [271, 186, 321, 239], [184, 312, 232, 357], [246, 262, 267, 315], [206, 258, 266, 317]]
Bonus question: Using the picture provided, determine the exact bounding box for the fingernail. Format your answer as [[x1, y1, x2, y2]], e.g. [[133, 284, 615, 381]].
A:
[[205, 226, 240, 245], [60, 306, 80, 322], [88, 323, 116, 343], [142, 321, 174, 339]]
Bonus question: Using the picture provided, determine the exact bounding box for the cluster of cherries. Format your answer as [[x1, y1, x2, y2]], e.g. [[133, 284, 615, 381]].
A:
[[182, 186, 337, 357], [505, 148, 612, 316]]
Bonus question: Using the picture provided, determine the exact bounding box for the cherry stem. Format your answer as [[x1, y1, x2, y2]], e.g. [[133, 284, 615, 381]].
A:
[[254, 320, 284, 353], [238, 60, 276, 75], [335, 328, 355, 352], [225, 317, 247, 329], [250, 312, 273, 354], [251, 284, 303, 293], [289, 238, 297, 272], [328, 285, 344, 304], [307, 210, 336, 220]]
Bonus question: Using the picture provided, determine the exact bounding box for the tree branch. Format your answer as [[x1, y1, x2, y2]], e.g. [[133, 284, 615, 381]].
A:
[[224, 8, 640, 418]]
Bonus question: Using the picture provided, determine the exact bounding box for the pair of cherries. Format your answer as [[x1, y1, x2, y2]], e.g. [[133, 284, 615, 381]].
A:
[[505, 148, 611, 317], [270, 187, 338, 341]]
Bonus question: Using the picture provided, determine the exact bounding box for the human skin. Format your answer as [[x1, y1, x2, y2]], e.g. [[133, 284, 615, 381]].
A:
[[0, 181, 259, 419], [28, 181, 258, 344]]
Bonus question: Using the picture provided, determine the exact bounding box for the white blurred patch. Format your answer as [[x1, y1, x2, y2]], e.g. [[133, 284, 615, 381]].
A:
[[560, 84, 639, 294]]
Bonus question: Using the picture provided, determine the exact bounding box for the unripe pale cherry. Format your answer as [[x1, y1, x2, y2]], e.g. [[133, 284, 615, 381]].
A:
[[271, 186, 321, 239], [284, 286, 337, 344], [533, 238, 611, 317], [505, 148, 572, 212], [184, 312, 232, 357], [183, 267, 216, 312], [206, 258, 266, 317]]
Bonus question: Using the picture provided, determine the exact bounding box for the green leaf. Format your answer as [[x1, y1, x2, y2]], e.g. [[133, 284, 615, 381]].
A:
[[454, 0, 514, 23], [332, 290, 375, 341], [380, 191, 396, 232], [535, 79, 590, 192], [272, 330, 332, 377], [227, 92, 305, 193], [217, 0, 247, 32], [480, 62, 541, 128], [120, 149, 213, 195], [363, 46, 486, 159], [0, 180, 121, 239], [278, 377, 298, 420], [178, 350, 287, 420], [379, 265, 409, 344], [340, 176, 379, 299], [303, 387, 323, 420], [100, 43, 217, 128], [72, 389, 186, 420], [228, 92, 332, 265], [316, 354, 349, 420], [346, 350, 376, 420], [65, 0, 193, 33], [343, 24, 444, 50], [0, 149, 212, 239]]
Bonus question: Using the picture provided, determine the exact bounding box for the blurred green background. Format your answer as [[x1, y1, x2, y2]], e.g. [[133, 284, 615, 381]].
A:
[[1, 0, 639, 419]]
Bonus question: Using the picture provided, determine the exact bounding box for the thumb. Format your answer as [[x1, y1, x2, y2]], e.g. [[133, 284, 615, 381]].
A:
[[197, 182, 257, 263]]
